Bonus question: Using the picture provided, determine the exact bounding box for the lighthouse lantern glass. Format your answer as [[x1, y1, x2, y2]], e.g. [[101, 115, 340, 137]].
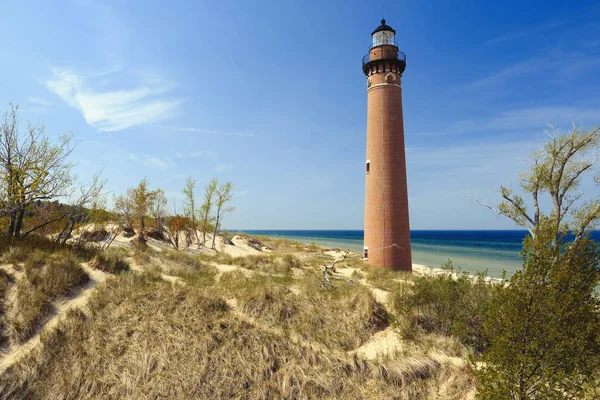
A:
[[372, 30, 395, 47]]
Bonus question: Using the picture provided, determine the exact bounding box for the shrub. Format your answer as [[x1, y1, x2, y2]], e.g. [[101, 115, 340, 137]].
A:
[[476, 230, 600, 399], [89, 253, 130, 274], [392, 261, 493, 352], [42, 252, 89, 298]]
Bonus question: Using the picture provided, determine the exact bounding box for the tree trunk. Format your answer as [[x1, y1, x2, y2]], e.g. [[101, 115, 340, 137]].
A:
[[211, 211, 220, 250], [7, 210, 16, 237], [139, 215, 145, 241], [14, 208, 25, 238]]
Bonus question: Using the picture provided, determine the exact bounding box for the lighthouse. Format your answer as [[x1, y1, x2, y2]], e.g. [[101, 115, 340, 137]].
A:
[[362, 19, 412, 271]]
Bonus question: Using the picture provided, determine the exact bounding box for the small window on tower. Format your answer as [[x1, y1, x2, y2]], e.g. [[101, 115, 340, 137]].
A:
[[363, 247, 369, 260], [366, 160, 370, 174]]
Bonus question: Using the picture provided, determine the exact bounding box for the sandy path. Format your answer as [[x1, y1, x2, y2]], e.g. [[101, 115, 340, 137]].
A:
[[0, 264, 109, 375]]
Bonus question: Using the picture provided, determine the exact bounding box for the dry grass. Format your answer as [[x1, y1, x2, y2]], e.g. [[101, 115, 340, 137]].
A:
[[0, 269, 14, 345], [7, 250, 89, 343], [362, 264, 412, 291], [0, 272, 472, 400], [218, 271, 389, 351], [89, 252, 130, 274]]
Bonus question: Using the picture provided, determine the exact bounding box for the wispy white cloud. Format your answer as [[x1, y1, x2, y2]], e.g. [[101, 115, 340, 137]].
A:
[[449, 106, 600, 134], [215, 163, 232, 172], [46, 67, 182, 132], [175, 150, 219, 161], [129, 153, 170, 169], [168, 127, 258, 137], [27, 96, 55, 108], [485, 22, 563, 46]]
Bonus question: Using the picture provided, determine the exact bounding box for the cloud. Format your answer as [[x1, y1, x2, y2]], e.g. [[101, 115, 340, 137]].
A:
[[46, 67, 182, 131], [214, 163, 232, 172], [27, 97, 55, 108], [175, 150, 218, 161], [129, 153, 170, 169], [449, 106, 600, 134], [168, 127, 258, 137], [485, 22, 563, 46]]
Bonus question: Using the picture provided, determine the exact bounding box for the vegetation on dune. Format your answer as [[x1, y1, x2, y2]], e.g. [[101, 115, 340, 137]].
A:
[[392, 261, 493, 353], [474, 125, 600, 399], [0, 273, 469, 400], [6, 249, 89, 343], [88, 252, 130, 274], [218, 271, 388, 351]]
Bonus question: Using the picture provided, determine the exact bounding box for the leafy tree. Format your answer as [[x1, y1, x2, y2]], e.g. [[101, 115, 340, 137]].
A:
[[182, 177, 201, 247], [476, 224, 600, 399], [199, 178, 217, 247], [478, 124, 600, 247], [476, 125, 600, 399], [119, 178, 159, 243], [150, 189, 168, 233], [0, 104, 76, 237], [164, 215, 190, 250], [211, 181, 235, 250]]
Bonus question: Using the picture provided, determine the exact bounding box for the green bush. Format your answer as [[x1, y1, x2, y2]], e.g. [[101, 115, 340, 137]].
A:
[[392, 260, 494, 352], [475, 230, 600, 399]]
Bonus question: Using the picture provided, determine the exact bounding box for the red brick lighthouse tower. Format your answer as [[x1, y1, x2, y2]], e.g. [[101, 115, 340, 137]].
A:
[[362, 19, 412, 271]]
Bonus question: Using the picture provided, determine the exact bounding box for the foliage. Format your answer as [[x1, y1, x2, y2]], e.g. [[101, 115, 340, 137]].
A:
[[164, 215, 192, 250], [182, 177, 201, 247], [476, 125, 600, 399], [211, 181, 235, 249], [393, 261, 493, 352], [199, 178, 217, 247], [480, 124, 600, 244], [476, 225, 600, 399]]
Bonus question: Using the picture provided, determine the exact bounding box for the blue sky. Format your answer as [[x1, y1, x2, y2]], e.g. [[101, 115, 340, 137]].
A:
[[1, 0, 599, 230]]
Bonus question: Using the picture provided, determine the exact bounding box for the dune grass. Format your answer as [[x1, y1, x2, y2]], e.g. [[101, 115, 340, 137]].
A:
[[6, 249, 89, 343], [89, 252, 130, 274], [217, 270, 388, 351], [0, 272, 471, 400]]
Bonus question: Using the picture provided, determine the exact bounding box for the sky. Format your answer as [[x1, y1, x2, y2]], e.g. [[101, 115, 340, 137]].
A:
[[1, 0, 599, 230]]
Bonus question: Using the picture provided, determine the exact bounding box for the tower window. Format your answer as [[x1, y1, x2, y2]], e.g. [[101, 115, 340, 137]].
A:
[[366, 160, 370, 174], [363, 247, 369, 260]]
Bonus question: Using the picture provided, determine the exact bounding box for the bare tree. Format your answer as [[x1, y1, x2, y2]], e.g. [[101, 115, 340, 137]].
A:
[[321, 250, 355, 287], [476, 124, 600, 250], [53, 173, 107, 244], [0, 104, 76, 237], [211, 181, 235, 250], [199, 178, 217, 247]]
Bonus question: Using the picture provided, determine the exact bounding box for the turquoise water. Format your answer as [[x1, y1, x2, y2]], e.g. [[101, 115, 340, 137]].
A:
[[238, 230, 600, 278]]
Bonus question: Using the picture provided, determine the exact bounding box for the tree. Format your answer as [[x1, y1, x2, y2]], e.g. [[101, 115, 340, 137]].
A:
[[150, 189, 168, 234], [199, 178, 217, 247], [476, 125, 600, 399], [54, 173, 106, 244], [120, 178, 159, 243], [164, 215, 190, 250], [476, 224, 600, 399], [477, 124, 600, 249], [182, 177, 201, 247], [211, 181, 235, 250], [0, 104, 76, 237]]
